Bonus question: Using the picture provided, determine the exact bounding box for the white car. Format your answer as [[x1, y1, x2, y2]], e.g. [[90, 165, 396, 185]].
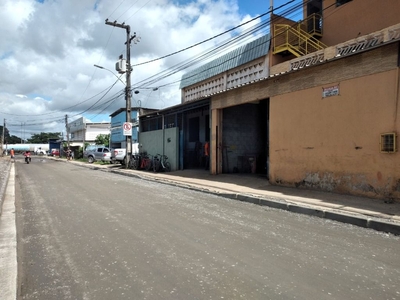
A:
[[101, 151, 113, 163], [36, 149, 48, 156]]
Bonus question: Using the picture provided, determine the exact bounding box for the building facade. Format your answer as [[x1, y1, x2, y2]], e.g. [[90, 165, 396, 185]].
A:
[[109, 108, 138, 149], [178, 0, 400, 200], [68, 117, 110, 148], [110, 107, 158, 149], [139, 99, 210, 172]]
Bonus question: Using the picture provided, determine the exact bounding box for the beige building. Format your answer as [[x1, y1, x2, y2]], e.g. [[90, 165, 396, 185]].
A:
[[180, 0, 400, 200], [68, 117, 110, 148]]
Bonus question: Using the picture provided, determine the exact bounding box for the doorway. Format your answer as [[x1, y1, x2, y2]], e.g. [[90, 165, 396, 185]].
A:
[[221, 99, 269, 175]]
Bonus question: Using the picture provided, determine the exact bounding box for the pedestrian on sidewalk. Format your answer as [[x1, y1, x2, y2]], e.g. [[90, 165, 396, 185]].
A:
[[65, 148, 72, 161], [204, 141, 210, 170], [10, 148, 15, 163]]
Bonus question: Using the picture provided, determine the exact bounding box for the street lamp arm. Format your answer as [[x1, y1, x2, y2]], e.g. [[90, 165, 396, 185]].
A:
[[94, 64, 126, 86]]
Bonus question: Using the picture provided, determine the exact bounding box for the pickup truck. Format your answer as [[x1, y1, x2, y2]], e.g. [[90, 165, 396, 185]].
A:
[[83, 146, 111, 163], [111, 143, 139, 165], [35, 149, 48, 155], [111, 149, 126, 165]]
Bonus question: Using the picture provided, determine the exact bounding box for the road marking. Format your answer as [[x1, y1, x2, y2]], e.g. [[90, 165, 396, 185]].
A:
[[0, 163, 17, 300]]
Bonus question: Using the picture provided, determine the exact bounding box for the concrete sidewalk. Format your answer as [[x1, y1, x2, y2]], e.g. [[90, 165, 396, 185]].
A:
[[68, 159, 400, 236]]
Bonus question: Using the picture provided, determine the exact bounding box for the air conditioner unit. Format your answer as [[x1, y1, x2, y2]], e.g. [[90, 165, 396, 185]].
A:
[[115, 59, 126, 74]]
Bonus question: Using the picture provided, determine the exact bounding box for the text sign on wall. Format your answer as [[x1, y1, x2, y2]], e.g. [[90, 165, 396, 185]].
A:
[[123, 122, 132, 136], [322, 85, 339, 98]]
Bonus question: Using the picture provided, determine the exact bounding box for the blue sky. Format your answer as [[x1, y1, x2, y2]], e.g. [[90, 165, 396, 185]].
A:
[[238, 0, 273, 16], [239, 0, 302, 18], [1, 0, 302, 137]]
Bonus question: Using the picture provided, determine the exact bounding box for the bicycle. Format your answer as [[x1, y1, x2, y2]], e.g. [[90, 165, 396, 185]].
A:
[[129, 154, 141, 170], [140, 154, 153, 171], [152, 154, 160, 172], [153, 154, 171, 172]]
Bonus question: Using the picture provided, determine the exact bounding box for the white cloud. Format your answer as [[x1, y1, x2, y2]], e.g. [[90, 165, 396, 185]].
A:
[[0, 0, 261, 138]]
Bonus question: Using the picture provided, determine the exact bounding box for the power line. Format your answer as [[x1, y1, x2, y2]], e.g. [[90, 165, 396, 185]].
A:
[[130, 0, 304, 89], [114, 0, 141, 21], [129, 0, 337, 92], [131, 0, 296, 68], [106, 0, 127, 20], [6, 80, 125, 127], [3, 0, 314, 133], [124, 0, 154, 23], [0, 83, 125, 118]]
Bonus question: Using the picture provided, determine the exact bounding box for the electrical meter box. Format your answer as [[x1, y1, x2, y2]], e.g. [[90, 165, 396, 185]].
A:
[[115, 59, 126, 74]]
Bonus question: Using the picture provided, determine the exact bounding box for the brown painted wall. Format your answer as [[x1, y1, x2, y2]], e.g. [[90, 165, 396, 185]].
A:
[[269, 69, 400, 199], [211, 43, 400, 199], [213, 43, 399, 109], [321, 0, 400, 46]]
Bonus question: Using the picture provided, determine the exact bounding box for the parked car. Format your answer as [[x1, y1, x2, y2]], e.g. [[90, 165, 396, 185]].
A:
[[35, 148, 48, 155], [111, 143, 139, 165], [83, 146, 110, 163], [49, 149, 60, 157], [101, 151, 113, 163], [111, 148, 126, 165]]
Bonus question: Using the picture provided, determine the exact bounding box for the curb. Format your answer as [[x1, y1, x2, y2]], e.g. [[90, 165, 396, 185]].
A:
[[63, 159, 400, 236], [0, 160, 11, 216], [110, 169, 400, 236]]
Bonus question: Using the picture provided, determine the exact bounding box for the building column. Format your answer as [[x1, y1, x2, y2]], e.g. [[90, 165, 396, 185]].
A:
[[211, 108, 223, 174]]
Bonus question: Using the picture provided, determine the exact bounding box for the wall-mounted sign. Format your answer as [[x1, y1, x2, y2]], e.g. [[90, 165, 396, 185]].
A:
[[322, 85, 339, 98]]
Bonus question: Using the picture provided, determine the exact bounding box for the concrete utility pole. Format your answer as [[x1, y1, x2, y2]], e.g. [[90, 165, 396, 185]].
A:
[[105, 19, 139, 168], [1, 119, 5, 157], [65, 114, 70, 149]]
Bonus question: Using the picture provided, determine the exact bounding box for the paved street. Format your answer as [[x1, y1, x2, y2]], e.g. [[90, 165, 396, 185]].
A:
[[1, 157, 400, 299]]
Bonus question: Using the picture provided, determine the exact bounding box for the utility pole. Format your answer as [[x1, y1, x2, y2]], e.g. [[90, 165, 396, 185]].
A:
[[105, 19, 140, 168], [65, 114, 70, 149], [1, 119, 5, 157]]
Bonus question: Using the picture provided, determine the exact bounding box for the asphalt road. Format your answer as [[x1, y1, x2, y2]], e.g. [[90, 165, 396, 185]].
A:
[[12, 157, 400, 299]]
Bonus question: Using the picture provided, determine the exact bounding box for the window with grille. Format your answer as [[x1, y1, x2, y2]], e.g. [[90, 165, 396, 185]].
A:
[[380, 133, 397, 153]]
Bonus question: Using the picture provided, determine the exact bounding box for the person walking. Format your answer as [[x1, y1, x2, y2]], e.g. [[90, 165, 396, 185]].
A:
[[66, 148, 72, 161], [10, 148, 15, 163], [204, 141, 210, 170]]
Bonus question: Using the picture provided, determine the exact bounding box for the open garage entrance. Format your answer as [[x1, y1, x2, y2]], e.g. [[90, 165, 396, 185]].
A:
[[221, 98, 269, 176]]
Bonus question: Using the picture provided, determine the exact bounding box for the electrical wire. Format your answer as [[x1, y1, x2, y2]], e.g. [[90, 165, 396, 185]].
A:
[[4, 0, 327, 133], [114, 0, 141, 21], [77, 0, 302, 116], [6, 80, 126, 127], [124, 0, 154, 23], [85, 91, 125, 120], [106, 0, 127, 20], [0, 84, 125, 117], [131, 0, 296, 68], [130, 0, 337, 92], [130, 0, 304, 89]]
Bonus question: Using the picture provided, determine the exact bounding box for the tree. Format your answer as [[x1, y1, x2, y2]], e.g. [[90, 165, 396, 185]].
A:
[[94, 134, 110, 147], [0, 126, 12, 143], [27, 132, 62, 143], [8, 135, 22, 144]]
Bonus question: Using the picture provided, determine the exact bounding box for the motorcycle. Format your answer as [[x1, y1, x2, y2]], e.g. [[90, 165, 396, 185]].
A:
[[25, 153, 31, 164]]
